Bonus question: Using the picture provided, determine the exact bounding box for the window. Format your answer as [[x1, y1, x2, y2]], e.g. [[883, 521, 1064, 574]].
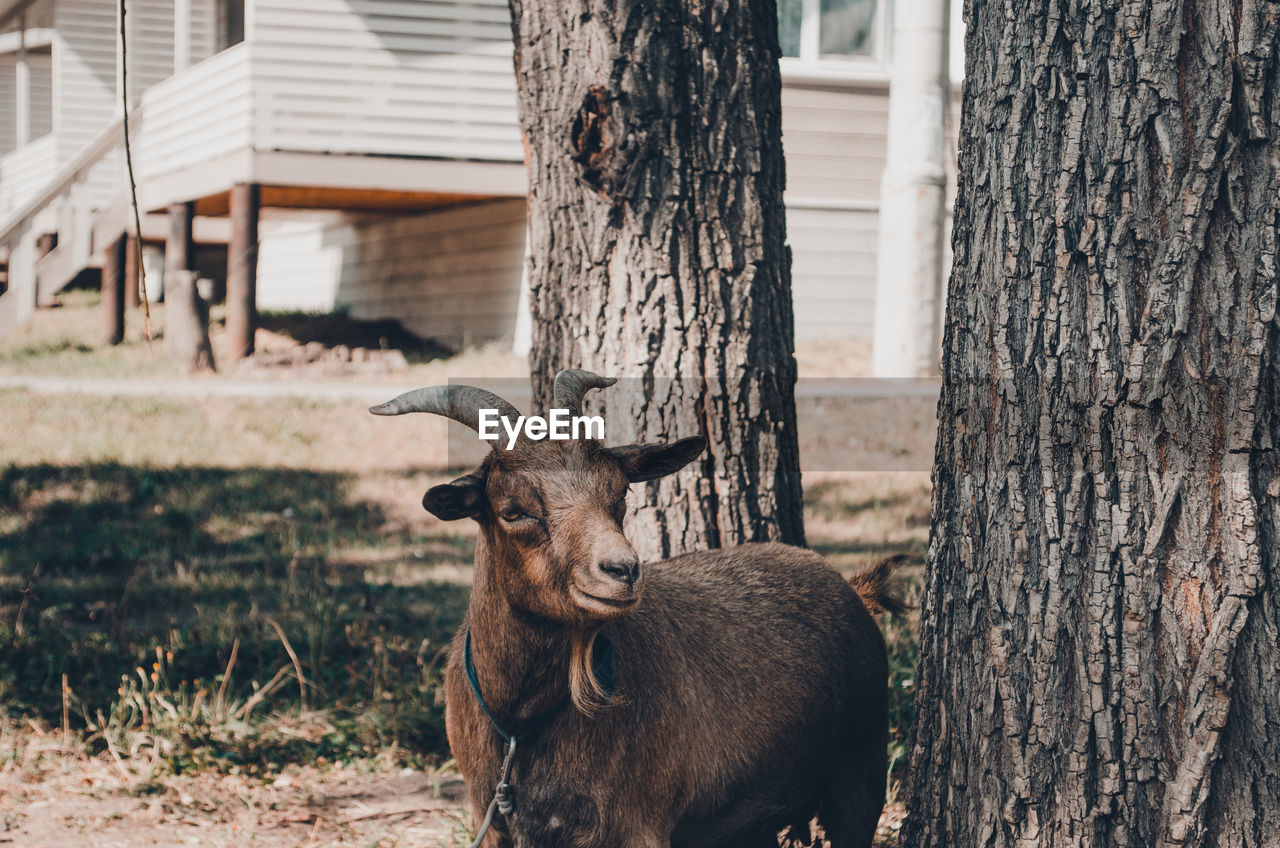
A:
[[0, 31, 54, 155], [216, 0, 245, 51], [779, 0, 888, 73]]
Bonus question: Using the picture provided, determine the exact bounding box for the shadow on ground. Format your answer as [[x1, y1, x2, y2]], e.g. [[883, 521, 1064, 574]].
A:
[[259, 312, 453, 362], [0, 464, 471, 763]]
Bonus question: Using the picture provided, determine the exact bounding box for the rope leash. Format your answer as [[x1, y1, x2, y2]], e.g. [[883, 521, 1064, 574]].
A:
[[469, 734, 516, 848]]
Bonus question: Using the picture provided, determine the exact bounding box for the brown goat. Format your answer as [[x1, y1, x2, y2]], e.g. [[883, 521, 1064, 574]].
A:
[[371, 371, 893, 848]]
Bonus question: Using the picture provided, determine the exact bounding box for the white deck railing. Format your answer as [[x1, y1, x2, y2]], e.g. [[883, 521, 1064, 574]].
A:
[[135, 43, 254, 179], [130, 31, 522, 185], [0, 133, 59, 218]]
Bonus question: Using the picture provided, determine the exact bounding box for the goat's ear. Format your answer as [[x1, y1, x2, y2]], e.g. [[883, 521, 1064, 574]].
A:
[[610, 436, 707, 483], [423, 471, 487, 521]]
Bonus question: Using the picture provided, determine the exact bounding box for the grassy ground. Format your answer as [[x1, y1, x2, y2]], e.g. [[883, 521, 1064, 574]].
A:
[[0, 289, 878, 383], [0, 295, 932, 846], [0, 289, 524, 382]]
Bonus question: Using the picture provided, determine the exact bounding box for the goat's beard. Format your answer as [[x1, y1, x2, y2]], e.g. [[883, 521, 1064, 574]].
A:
[[569, 627, 619, 717]]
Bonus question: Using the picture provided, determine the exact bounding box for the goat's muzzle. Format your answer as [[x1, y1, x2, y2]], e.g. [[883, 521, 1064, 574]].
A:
[[571, 553, 642, 617]]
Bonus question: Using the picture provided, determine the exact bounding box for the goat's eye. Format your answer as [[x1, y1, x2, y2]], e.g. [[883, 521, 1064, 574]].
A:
[[499, 507, 530, 523]]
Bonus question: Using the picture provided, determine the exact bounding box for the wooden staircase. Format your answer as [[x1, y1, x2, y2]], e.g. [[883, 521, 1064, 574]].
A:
[[0, 119, 126, 340]]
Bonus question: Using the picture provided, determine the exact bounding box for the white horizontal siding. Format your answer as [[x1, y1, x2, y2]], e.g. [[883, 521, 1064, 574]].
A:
[[135, 43, 251, 179], [780, 80, 893, 339], [249, 0, 522, 162], [786, 204, 879, 340], [126, 0, 177, 99], [257, 199, 527, 347], [0, 49, 54, 157], [53, 0, 121, 205], [782, 83, 888, 202], [28, 50, 55, 140], [188, 0, 218, 65], [255, 212, 347, 311], [255, 195, 873, 345]]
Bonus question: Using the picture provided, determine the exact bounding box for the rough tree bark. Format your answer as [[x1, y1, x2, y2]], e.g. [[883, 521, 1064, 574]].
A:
[[508, 0, 805, 560], [903, 1, 1280, 846]]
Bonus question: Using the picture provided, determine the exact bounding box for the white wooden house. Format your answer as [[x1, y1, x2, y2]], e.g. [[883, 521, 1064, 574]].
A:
[[0, 0, 959, 353]]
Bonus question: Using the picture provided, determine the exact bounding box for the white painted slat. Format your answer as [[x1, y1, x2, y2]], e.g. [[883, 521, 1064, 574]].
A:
[[251, 10, 510, 41], [250, 28, 513, 54], [787, 204, 879, 340], [291, 214, 526, 252], [245, 70, 517, 103], [783, 131, 889, 157], [256, 111, 518, 140], [783, 105, 889, 135], [250, 43, 515, 70], [259, 0, 511, 24]]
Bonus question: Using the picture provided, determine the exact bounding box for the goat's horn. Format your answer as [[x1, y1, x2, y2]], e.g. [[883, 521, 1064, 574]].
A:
[[552, 369, 616, 414], [369, 385, 521, 434]]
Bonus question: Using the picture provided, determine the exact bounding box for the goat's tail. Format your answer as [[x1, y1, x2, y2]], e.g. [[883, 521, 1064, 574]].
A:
[[848, 555, 908, 616]]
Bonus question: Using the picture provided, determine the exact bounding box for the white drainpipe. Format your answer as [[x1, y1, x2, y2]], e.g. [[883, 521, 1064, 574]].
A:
[[872, 0, 950, 378]]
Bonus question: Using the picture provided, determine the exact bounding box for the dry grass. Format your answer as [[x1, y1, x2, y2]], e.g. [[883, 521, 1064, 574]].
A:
[[3, 290, 875, 382], [0, 390, 465, 471], [0, 290, 528, 382]]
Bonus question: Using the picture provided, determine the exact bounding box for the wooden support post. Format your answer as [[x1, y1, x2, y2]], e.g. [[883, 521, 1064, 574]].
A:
[[124, 236, 141, 309], [225, 183, 260, 363], [101, 236, 126, 345]]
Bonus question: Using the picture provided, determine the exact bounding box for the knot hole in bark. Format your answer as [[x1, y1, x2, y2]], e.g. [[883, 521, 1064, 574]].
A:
[[570, 86, 620, 195]]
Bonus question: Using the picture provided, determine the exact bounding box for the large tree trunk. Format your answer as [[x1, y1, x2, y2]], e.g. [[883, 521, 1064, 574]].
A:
[[508, 0, 805, 560], [903, 1, 1280, 846]]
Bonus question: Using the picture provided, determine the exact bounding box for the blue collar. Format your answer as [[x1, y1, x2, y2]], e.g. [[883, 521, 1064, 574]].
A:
[[463, 627, 615, 743]]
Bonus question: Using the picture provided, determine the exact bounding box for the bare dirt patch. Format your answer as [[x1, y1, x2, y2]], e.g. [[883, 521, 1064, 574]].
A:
[[2, 737, 471, 848], [1, 745, 904, 848]]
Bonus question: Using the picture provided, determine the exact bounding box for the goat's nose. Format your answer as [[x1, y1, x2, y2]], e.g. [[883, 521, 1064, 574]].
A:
[[598, 558, 640, 586]]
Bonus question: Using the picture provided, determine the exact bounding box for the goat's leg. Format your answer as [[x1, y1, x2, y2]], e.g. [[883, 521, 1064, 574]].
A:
[[814, 748, 886, 848]]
